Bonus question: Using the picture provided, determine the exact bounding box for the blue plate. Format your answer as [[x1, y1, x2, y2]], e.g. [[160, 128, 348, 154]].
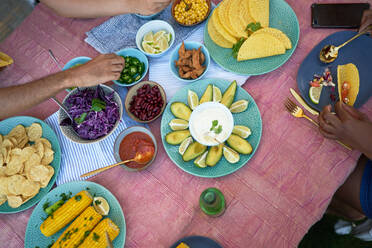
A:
[[169, 41, 210, 82], [0, 116, 61, 214], [114, 48, 149, 87], [161, 78, 262, 178], [297, 31, 372, 112], [170, 236, 222, 248], [25, 181, 126, 247], [203, 0, 300, 76]]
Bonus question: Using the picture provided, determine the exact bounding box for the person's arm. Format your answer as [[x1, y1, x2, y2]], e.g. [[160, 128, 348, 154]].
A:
[[40, 0, 171, 18], [0, 53, 124, 120], [318, 102, 372, 159]]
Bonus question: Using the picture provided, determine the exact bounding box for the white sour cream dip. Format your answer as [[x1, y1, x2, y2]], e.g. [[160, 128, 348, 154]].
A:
[[189, 102, 234, 146]]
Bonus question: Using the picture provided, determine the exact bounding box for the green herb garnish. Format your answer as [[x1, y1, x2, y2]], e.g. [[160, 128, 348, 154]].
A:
[[43, 201, 50, 211], [84, 231, 91, 238], [74, 112, 87, 124], [89, 216, 93, 221], [92, 232, 100, 242], [245, 22, 262, 33], [232, 37, 246, 59], [75, 195, 82, 201], [210, 120, 223, 134], [94, 200, 102, 205], [91, 98, 106, 112], [215, 125, 222, 134]]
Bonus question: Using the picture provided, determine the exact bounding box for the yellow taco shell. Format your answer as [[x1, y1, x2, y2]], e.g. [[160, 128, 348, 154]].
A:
[[237, 33, 285, 61], [251, 27, 292, 49]]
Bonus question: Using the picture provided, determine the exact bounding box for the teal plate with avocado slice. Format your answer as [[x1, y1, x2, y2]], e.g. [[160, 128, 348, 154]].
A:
[[160, 78, 262, 178], [203, 0, 299, 76], [25, 181, 126, 248]]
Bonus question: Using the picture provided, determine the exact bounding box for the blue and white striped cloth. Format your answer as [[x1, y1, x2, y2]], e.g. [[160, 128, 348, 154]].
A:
[[45, 85, 146, 185]]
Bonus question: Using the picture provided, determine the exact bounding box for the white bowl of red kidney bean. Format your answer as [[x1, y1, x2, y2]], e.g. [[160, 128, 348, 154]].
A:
[[125, 81, 166, 123]]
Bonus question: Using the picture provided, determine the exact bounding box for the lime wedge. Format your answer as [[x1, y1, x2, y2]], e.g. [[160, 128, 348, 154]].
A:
[[232, 125, 251, 138], [187, 90, 199, 110], [179, 137, 193, 155], [212, 85, 222, 102], [223, 146, 240, 164], [309, 86, 322, 104], [166, 33, 172, 43], [93, 196, 110, 216], [142, 41, 156, 54], [156, 36, 169, 52], [143, 31, 154, 43], [154, 30, 167, 42], [229, 100, 249, 113], [194, 151, 208, 168], [169, 119, 189, 131]]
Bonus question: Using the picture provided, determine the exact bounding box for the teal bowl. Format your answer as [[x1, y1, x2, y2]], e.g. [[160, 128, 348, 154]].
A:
[[134, 9, 165, 20], [62, 56, 92, 92], [169, 41, 210, 83], [114, 48, 149, 87]]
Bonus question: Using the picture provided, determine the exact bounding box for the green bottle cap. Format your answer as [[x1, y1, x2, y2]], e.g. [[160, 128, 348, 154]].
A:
[[203, 191, 216, 204]]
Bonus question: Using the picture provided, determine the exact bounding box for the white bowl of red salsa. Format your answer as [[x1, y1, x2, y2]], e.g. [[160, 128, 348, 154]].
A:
[[113, 126, 157, 171]]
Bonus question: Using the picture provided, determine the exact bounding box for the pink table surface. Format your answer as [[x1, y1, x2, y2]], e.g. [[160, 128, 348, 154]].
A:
[[1, 1, 372, 247]]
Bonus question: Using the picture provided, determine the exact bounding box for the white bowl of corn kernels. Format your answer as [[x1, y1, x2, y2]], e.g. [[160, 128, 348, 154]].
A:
[[171, 0, 211, 26]]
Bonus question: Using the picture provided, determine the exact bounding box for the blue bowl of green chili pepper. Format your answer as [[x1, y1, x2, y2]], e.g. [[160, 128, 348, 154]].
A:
[[114, 48, 149, 87]]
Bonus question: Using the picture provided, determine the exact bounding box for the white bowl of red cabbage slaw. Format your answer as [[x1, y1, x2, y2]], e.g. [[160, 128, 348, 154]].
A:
[[58, 85, 123, 144]]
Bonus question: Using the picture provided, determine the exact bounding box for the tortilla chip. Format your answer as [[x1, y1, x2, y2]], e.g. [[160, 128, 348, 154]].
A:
[[21, 179, 40, 197], [27, 123, 42, 142], [7, 195, 23, 208], [237, 33, 285, 61], [251, 27, 292, 49], [249, 0, 269, 27], [212, 8, 237, 45], [337, 63, 360, 106], [7, 174, 26, 195], [217, 0, 239, 38]]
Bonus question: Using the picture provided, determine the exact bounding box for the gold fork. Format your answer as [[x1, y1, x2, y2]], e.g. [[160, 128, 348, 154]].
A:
[[285, 98, 352, 150]]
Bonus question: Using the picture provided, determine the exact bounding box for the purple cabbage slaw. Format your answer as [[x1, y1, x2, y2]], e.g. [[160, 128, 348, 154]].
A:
[[61, 85, 120, 140]]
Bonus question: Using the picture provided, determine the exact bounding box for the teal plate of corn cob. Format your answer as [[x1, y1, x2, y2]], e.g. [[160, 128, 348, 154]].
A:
[[25, 181, 126, 248]]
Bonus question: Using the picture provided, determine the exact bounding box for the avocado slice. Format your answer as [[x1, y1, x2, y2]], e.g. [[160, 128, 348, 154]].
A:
[[170, 102, 192, 121], [165, 130, 191, 145], [182, 142, 207, 162], [221, 81, 237, 108], [199, 84, 213, 104], [226, 134, 252, 154], [206, 143, 224, 167]]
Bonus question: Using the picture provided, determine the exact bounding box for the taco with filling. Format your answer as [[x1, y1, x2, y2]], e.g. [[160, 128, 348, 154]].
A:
[[337, 63, 359, 106]]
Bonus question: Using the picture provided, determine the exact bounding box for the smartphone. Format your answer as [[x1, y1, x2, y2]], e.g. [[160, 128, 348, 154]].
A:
[[311, 3, 370, 28]]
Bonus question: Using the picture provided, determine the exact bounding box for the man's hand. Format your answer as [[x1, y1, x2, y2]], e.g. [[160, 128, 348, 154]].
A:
[[359, 9, 372, 35], [67, 54, 125, 87], [130, 0, 171, 15], [318, 101, 372, 158]]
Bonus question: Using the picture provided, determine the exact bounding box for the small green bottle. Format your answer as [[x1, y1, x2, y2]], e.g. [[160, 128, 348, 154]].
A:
[[199, 188, 225, 217]]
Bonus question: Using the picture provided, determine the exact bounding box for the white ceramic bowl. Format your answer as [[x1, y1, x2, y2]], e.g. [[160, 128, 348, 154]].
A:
[[113, 126, 157, 172], [189, 102, 234, 146], [136, 20, 175, 58], [58, 85, 123, 144]]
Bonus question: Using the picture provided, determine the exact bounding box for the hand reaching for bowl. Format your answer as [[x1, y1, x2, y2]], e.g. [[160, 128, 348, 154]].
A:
[[130, 0, 171, 15], [67, 54, 125, 88], [318, 101, 372, 159]]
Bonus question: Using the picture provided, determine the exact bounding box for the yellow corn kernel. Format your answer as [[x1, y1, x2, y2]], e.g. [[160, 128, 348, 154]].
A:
[[40, 190, 93, 237], [51, 206, 102, 248], [80, 218, 120, 247]]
